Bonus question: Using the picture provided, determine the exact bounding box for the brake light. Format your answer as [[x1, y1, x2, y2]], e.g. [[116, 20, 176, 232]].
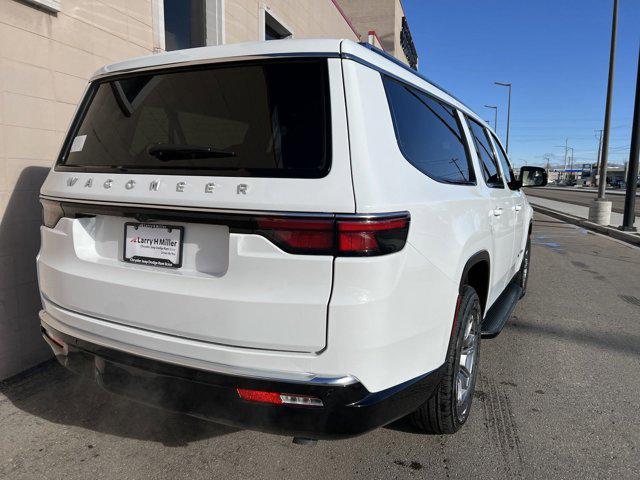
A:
[[337, 217, 410, 256], [256, 217, 334, 254], [253, 213, 409, 256]]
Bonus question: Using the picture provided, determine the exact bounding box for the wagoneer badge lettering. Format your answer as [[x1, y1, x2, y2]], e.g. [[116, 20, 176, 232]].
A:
[[237, 184, 248, 195], [66, 177, 78, 187], [205, 182, 216, 193], [84, 178, 93, 188], [125, 180, 136, 190], [149, 179, 160, 191], [176, 181, 186, 192], [103, 179, 113, 189]]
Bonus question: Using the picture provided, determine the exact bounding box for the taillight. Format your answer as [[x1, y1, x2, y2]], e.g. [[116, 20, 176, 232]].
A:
[[256, 217, 334, 255], [254, 213, 410, 256], [40, 199, 65, 228], [337, 216, 410, 256]]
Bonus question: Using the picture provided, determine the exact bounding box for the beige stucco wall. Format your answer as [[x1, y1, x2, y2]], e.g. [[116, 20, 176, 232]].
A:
[[0, 0, 155, 379], [224, 0, 359, 45]]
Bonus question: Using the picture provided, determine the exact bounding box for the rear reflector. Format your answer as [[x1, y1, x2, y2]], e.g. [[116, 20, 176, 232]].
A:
[[237, 388, 323, 407]]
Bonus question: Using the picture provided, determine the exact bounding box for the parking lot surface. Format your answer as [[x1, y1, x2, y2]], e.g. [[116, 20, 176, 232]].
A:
[[1, 213, 639, 479]]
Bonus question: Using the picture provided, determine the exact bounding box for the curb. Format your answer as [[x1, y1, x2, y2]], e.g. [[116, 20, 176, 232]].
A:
[[532, 204, 640, 247]]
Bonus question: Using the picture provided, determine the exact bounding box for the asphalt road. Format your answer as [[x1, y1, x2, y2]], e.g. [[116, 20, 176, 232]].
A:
[[523, 187, 632, 214], [2, 213, 639, 480]]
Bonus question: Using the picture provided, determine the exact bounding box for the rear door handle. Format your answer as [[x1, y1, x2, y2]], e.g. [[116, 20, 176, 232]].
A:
[[514, 204, 522, 212], [492, 207, 503, 217]]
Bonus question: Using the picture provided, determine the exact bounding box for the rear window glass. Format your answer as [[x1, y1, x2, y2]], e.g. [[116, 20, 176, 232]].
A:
[[57, 59, 331, 178], [382, 76, 475, 185]]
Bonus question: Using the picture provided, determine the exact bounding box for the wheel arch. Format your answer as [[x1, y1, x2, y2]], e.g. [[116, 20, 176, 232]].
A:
[[459, 251, 491, 315]]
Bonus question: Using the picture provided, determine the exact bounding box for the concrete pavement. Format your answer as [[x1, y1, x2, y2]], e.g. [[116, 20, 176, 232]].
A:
[[524, 187, 637, 215], [1, 213, 639, 479]]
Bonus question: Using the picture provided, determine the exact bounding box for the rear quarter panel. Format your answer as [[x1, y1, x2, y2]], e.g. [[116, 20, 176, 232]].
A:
[[338, 59, 495, 383]]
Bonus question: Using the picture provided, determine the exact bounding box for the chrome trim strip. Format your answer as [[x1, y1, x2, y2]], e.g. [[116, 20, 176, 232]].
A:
[[39, 194, 342, 217], [40, 194, 410, 220], [39, 309, 359, 386], [91, 52, 341, 81]]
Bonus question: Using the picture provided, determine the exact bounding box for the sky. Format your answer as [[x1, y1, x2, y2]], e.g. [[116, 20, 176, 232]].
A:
[[403, 0, 640, 168]]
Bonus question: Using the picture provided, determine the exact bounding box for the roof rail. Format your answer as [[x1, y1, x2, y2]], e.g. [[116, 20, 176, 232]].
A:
[[356, 42, 473, 114]]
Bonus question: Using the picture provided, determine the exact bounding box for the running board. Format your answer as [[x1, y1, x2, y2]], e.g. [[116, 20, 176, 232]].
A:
[[481, 282, 522, 338]]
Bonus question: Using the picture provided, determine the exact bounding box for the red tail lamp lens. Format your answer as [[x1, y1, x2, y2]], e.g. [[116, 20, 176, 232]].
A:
[[237, 389, 282, 405], [237, 389, 323, 407], [337, 216, 409, 256], [256, 217, 334, 253], [254, 213, 409, 256]]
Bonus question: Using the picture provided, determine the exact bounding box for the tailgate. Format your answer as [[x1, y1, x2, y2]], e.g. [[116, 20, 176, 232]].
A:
[[38, 55, 354, 353]]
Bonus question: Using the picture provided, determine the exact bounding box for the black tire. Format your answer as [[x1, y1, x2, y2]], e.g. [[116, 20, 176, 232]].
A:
[[410, 286, 482, 434], [515, 236, 531, 298]]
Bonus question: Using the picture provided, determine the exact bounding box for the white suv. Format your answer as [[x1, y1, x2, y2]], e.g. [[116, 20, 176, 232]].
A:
[[37, 39, 547, 440]]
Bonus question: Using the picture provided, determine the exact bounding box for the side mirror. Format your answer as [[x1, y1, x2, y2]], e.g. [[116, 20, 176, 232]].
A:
[[519, 166, 548, 188]]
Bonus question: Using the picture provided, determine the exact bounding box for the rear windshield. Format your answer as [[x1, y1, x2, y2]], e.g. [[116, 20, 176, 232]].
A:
[[57, 59, 331, 178]]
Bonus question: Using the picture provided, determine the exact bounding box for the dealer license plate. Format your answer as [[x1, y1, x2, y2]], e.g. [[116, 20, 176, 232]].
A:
[[124, 223, 184, 268]]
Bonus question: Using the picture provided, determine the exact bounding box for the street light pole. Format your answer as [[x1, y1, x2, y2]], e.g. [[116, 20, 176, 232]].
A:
[[484, 105, 498, 132], [589, 0, 618, 225], [594, 129, 603, 187], [621, 44, 640, 231], [495, 82, 512, 153], [597, 0, 618, 199]]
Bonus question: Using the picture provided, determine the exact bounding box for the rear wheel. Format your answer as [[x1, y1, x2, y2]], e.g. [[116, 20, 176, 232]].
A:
[[410, 286, 481, 434]]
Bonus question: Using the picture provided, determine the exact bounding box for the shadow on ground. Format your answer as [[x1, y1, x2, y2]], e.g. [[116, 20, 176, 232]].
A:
[[0, 360, 238, 447]]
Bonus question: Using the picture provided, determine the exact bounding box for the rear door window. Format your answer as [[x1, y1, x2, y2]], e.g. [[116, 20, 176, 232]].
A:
[[490, 133, 518, 190], [57, 59, 331, 178], [382, 76, 475, 185], [466, 118, 504, 188]]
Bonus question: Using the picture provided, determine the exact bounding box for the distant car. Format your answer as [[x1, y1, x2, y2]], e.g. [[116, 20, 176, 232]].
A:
[[37, 40, 548, 440]]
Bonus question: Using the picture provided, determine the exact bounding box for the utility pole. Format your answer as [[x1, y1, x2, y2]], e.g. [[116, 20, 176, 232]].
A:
[[495, 82, 512, 153], [621, 44, 640, 231], [562, 139, 569, 182], [595, 129, 603, 187], [589, 0, 618, 225]]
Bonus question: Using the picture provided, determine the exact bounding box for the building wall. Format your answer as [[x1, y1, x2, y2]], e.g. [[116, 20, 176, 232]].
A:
[[0, 0, 155, 379], [336, 0, 393, 51], [224, 0, 359, 45]]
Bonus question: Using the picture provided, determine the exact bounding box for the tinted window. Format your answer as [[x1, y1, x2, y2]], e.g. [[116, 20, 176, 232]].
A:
[[58, 60, 331, 178], [467, 118, 503, 188], [383, 76, 475, 185], [491, 133, 517, 189], [164, 0, 206, 51]]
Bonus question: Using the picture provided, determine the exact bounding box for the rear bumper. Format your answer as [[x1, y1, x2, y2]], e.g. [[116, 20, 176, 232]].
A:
[[41, 317, 443, 440]]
